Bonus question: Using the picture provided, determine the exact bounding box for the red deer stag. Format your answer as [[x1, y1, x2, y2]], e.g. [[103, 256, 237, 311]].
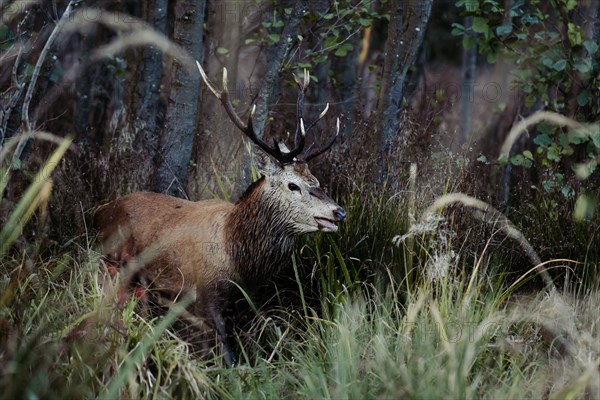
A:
[[94, 62, 346, 364]]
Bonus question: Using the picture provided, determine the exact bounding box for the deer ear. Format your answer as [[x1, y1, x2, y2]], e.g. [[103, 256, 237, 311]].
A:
[[254, 150, 280, 176]]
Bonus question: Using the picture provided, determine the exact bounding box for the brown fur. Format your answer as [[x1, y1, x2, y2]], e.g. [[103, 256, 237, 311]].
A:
[[94, 160, 345, 363]]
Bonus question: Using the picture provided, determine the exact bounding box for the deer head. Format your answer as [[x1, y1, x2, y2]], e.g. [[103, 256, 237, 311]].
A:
[[197, 62, 346, 234]]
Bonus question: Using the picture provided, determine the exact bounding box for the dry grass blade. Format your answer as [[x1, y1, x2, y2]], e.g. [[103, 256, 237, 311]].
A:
[[0, 135, 72, 257], [1, 0, 38, 24], [66, 9, 196, 73], [422, 192, 554, 288], [500, 111, 593, 159]]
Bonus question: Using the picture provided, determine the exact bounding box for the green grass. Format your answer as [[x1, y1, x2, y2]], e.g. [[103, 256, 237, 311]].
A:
[[1, 242, 599, 399], [1, 142, 600, 399]]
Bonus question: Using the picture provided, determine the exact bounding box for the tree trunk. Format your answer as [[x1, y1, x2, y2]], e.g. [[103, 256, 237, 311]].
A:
[[156, 0, 206, 196], [460, 16, 477, 144], [252, 1, 304, 136], [131, 0, 168, 189], [331, 33, 359, 142], [376, 0, 433, 156]]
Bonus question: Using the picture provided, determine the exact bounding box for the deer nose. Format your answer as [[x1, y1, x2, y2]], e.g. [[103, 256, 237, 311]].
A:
[[333, 207, 346, 222]]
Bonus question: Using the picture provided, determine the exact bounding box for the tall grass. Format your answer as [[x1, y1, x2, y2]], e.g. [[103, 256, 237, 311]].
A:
[[2, 149, 599, 398]]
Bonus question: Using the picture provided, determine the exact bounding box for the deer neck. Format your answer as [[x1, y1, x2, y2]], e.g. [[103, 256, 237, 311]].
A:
[[225, 177, 297, 284]]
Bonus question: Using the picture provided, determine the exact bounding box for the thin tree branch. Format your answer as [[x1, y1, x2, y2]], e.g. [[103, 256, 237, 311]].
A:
[[12, 0, 79, 167]]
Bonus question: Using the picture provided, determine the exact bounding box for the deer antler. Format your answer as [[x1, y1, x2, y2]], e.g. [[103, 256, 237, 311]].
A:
[[301, 116, 340, 162], [196, 61, 339, 164]]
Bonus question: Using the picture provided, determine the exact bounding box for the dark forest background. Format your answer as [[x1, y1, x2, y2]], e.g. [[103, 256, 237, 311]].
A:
[[1, 0, 599, 263]]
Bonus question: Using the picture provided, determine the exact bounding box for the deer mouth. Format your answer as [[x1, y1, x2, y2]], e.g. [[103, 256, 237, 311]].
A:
[[314, 217, 338, 233]]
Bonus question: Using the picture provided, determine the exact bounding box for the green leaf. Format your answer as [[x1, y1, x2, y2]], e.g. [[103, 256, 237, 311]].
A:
[[568, 129, 588, 144], [359, 18, 371, 27], [561, 144, 574, 156], [472, 17, 490, 33], [510, 154, 532, 168], [584, 40, 599, 54], [268, 34, 280, 44], [592, 130, 600, 148], [576, 58, 593, 74], [564, 0, 578, 10], [477, 155, 489, 163], [552, 59, 567, 71], [561, 185, 574, 198], [334, 43, 353, 57], [547, 144, 560, 161], [543, 180, 556, 192], [451, 23, 465, 36], [577, 89, 590, 106], [523, 150, 533, 160], [522, 14, 539, 25], [537, 121, 556, 136], [496, 24, 513, 35], [567, 22, 583, 46], [216, 47, 229, 55]]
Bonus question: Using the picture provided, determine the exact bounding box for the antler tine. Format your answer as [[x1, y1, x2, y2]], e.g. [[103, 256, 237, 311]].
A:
[[303, 117, 340, 162], [290, 72, 308, 154], [196, 61, 221, 99], [197, 61, 291, 162], [305, 102, 330, 133]]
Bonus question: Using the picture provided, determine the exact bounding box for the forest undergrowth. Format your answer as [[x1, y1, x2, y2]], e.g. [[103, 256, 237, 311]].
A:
[[1, 135, 599, 399]]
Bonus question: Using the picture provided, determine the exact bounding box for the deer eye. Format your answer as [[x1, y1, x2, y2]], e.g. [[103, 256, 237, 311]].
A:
[[288, 183, 300, 191]]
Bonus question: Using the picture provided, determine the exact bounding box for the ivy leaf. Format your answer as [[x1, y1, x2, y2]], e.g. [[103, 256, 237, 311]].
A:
[[523, 150, 534, 160], [472, 17, 489, 33]]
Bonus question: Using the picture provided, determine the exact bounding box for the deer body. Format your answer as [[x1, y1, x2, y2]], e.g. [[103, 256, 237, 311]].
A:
[[94, 64, 345, 364]]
